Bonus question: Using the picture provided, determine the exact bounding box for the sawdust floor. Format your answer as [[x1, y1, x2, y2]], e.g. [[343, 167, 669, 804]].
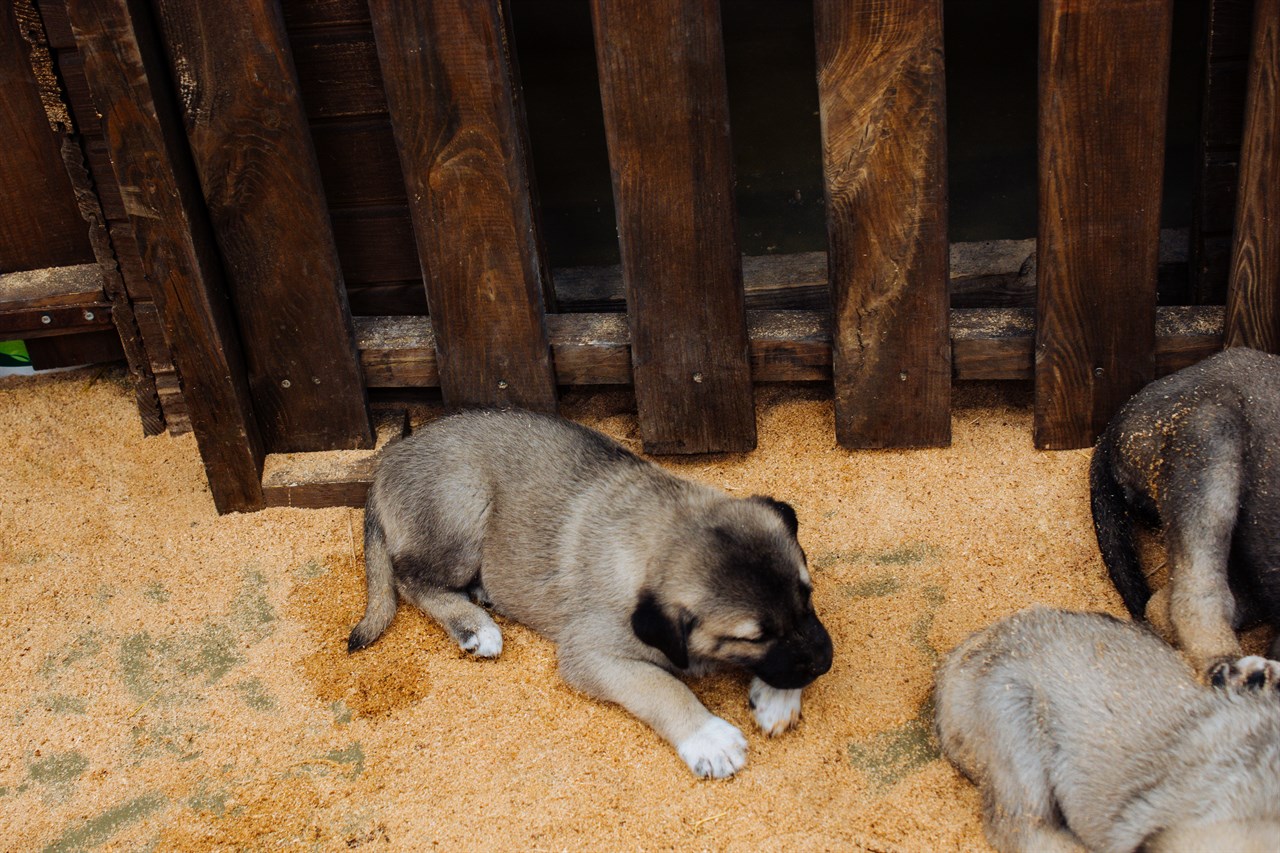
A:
[[2, 368, 1141, 851]]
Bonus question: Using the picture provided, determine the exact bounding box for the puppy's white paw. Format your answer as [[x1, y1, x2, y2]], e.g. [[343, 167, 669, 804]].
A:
[[1210, 655, 1280, 690], [676, 717, 748, 779], [460, 623, 503, 658], [749, 677, 802, 736]]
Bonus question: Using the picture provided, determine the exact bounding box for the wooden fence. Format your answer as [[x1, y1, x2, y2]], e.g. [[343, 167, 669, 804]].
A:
[[2, 0, 1278, 512]]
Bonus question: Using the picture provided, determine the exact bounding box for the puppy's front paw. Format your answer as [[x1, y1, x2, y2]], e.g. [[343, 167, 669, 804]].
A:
[[459, 623, 503, 658], [676, 717, 747, 779], [1209, 655, 1280, 691], [749, 677, 802, 736]]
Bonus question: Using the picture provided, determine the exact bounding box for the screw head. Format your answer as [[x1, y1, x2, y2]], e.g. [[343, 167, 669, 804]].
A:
[[41, 314, 52, 324], [497, 379, 509, 390], [692, 372, 704, 384], [83, 310, 95, 321], [281, 379, 292, 388]]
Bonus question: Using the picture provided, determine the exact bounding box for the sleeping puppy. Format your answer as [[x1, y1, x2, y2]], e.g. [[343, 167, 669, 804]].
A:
[[1090, 346, 1280, 683], [348, 408, 833, 778], [935, 607, 1280, 853]]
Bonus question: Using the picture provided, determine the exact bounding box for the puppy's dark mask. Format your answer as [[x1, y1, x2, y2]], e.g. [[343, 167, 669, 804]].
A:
[[631, 591, 691, 670]]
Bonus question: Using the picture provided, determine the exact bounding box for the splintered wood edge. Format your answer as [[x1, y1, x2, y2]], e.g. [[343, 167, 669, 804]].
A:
[[354, 305, 1224, 388], [260, 408, 408, 508]]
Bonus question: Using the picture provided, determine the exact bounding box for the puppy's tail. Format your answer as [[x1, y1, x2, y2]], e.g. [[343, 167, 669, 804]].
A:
[[1089, 434, 1149, 617], [348, 500, 398, 653]]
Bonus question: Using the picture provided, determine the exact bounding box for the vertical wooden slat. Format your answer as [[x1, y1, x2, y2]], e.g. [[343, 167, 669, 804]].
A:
[[367, 0, 557, 412], [150, 0, 374, 452], [1034, 0, 1173, 450], [0, 0, 93, 271], [814, 0, 951, 449], [64, 0, 264, 512], [590, 0, 755, 454], [1225, 0, 1280, 353]]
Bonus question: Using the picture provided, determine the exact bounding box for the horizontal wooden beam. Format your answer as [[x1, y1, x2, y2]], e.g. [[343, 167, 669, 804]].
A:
[[261, 407, 407, 508], [0, 263, 103, 310], [355, 305, 1224, 388]]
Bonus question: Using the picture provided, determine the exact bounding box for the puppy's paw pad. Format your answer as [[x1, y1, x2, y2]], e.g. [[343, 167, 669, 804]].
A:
[[677, 717, 747, 779], [459, 623, 503, 658], [1208, 656, 1280, 690], [749, 678, 802, 736]]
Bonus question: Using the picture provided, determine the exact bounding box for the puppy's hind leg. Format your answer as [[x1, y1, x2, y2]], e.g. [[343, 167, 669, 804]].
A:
[[398, 560, 502, 658], [1162, 412, 1245, 676]]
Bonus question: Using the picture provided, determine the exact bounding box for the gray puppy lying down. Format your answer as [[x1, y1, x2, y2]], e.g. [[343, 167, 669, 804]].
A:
[[1091, 347, 1280, 683], [935, 606, 1280, 853], [349, 408, 833, 778]]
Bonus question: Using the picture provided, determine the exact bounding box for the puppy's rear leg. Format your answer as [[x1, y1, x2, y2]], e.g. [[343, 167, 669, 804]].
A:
[[399, 571, 502, 658], [557, 644, 746, 779], [1162, 416, 1244, 675]]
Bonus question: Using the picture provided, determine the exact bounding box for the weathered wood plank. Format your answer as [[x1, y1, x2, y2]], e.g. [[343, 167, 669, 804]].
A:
[[815, 0, 951, 448], [25, 328, 124, 368], [289, 26, 387, 120], [0, 299, 111, 338], [151, 0, 373, 452], [369, 0, 557, 411], [590, 0, 755, 453], [0, 1, 93, 272], [1225, 0, 1280, 353], [1034, 0, 1173, 449], [64, 0, 264, 512], [355, 306, 1224, 389], [261, 408, 406, 509], [0, 262, 101, 309]]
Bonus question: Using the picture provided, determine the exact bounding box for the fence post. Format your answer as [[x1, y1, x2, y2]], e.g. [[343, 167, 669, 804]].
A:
[[148, 0, 375, 452], [591, 0, 756, 454], [64, 0, 265, 512], [368, 0, 558, 413], [1225, 0, 1280, 353], [814, 0, 951, 449], [1034, 0, 1173, 450]]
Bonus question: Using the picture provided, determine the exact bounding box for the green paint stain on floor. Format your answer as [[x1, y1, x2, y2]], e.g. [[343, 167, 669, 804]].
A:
[[296, 559, 329, 580], [234, 678, 276, 711], [848, 699, 941, 793], [143, 582, 170, 603], [231, 571, 275, 642], [39, 633, 102, 676], [844, 574, 901, 598], [297, 743, 365, 780], [187, 783, 229, 817], [130, 719, 203, 763], [119, 625, 243, 704], [42, 791, 167, 853], [29, 751, 89, 784], [910, 584, 946, 665], [38, 694, 88, 715], [819, 543, 942, 570], [331, 701, 353, 726]]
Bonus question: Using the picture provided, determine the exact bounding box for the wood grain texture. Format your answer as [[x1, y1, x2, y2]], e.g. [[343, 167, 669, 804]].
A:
[[591, 0, 755, 453], [1225, 0, 1280, 352], [354, 305, 1223, 390], [151, 0, 373, 452], [1034, 0, 1173, 450], [1191, 0, 1254, 303], [64, 0, 264, 511], [369, 0, 558, 412], [814, 0, 951, 448], [0, 0, 93, 272]]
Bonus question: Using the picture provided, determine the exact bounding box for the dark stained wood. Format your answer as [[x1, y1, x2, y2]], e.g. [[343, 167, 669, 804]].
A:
[[590, 0, 755, 453], [289, 26, 387, 120], [0, 299, 111, 338], [0, 1, 93, 272], [354, 306, 1224, 390], [1191, 0, 1254, 303], [64, 0, 264, 511], [51, 49, 99, 134], [0, 262, 101, 308], [151, 0, 374, 452], [369, 0, 558, 411], [1034, 0, 1173, 450], [1225, 0, 1280, 353], [814, 0, 951, 448], [329, 206, 420, 284], [34, 0, 77, 50], [278, 0, 370, 31], [26, 328, 124, 368], [309, 119, 404, 208]]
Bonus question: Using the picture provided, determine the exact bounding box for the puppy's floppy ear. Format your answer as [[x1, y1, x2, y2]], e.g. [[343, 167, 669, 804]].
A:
[[631, 590, 690, 670], [752, 495, 799, 538]]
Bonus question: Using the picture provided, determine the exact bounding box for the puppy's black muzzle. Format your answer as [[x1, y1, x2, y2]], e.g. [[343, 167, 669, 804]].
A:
[[752, 612, 833, 690]]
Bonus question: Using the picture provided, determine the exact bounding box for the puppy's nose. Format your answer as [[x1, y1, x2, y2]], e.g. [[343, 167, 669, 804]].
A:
[[806, 616, 833, 676]]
